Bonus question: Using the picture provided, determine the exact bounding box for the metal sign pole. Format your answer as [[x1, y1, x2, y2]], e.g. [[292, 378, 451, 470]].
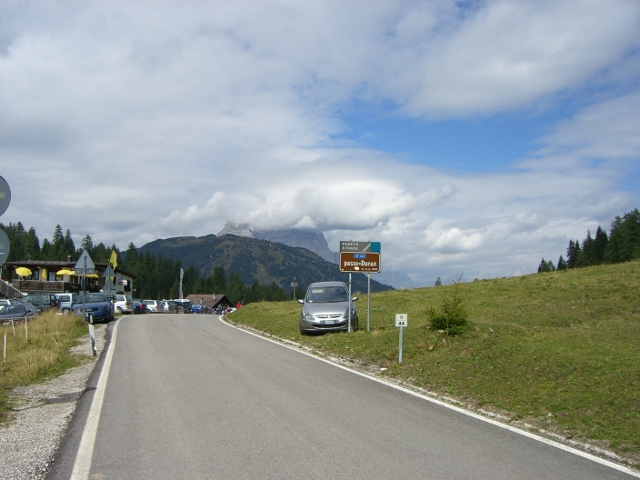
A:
[[395, 314, 407, 363], [348, 273, 352, 333], [367, 273, 371, 332]]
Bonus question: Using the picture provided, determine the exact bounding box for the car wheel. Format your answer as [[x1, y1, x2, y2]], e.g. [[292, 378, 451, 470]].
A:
[[299, 323, 308, 335], [117, 307, 123, 314], [62, 308, 70, 314], [351, 317, 359, 332]]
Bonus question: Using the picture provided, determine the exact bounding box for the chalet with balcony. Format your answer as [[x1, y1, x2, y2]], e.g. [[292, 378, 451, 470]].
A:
[[0, 260, 137, 299]]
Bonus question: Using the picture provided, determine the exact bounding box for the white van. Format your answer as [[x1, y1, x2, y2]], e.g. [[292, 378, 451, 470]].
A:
[[115, 294, 133, 314], [55, 293, 78, 313]]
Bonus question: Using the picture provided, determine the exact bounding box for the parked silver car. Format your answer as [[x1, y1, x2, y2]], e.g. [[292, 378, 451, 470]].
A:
[[298, 281, 358, 334], [143, 300, 165, 313]]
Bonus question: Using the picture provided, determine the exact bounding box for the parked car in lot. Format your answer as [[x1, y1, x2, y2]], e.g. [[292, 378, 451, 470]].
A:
[[298, 281, 358, 334], [191, 304, 203, 314], [114, 294, 133, 314], [174, 299, 192, 313], [143, 300, 165, 313], [161, 300, 177, 313], [55, 292, 78, 314], [132, 299, 149, 314], [23, 294, 59, 313], [0, 300, 37, 324], [72, 293, 114, 323]]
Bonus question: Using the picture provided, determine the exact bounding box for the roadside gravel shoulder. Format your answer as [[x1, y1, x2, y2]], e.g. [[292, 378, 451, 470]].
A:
[[0, 324, 107, 480]]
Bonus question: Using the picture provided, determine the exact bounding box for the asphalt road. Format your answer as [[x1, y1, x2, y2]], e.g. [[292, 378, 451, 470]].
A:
[[49, 314, 638, 479]]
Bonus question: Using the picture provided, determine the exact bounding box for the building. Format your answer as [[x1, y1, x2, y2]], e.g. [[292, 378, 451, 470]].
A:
[[185, 293, 233, 311], [0, 260, 137, 299]]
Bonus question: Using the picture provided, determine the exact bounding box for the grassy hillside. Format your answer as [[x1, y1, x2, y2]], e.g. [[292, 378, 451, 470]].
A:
[[140, 234, 393, 293], [228, 260, 640, 461]]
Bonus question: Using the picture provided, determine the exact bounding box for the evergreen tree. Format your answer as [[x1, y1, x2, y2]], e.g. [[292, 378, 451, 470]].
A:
[[567, 240, 581, 268], [24, 227, 41, 260], [435, 277, 442, 287], [226, 272, 246, 304], [538, 258, 555, 273], [594, 226, 608, 263], [578, 231, 596, 267], [63, 229, 75, 259], [212, 266, 227, 293], [556, 255, 567, 271], [81, 234, 94, 254]]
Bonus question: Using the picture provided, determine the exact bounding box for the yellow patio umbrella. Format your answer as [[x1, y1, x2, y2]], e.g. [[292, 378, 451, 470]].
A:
[[56, 269, 75, 276], [85, 274, 99, 279], [15, 267, 32, 277]]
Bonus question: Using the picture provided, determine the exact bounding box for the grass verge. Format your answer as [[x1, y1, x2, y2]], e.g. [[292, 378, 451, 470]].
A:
[[228, 260, 640, 461], [0, 311, 88, 424]]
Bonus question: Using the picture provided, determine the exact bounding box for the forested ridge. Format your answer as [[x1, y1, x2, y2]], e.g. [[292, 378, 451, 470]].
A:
[[0, 223, 287, 304], [538, 208, 640, 272]]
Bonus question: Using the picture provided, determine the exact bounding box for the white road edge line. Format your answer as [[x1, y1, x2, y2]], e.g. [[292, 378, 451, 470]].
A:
[[70, 318, 120, 480], [219, 316, 640, 478]]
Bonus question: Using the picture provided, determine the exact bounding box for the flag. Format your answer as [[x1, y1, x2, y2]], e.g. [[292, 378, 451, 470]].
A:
[[109, 250, 118, 269]]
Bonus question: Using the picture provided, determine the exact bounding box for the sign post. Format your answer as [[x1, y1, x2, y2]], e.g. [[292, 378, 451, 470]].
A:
[[339, 241, 380, 333], [0, 175, 11, 273], [395, 314, 408, 363], [75, 250, 96, 352]]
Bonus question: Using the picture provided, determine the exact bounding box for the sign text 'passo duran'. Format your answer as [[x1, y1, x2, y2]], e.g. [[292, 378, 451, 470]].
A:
[[339, 252, 380, 273]]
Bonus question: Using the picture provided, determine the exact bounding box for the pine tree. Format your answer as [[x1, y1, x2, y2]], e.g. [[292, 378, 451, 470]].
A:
[[434, 277, 442, 287], [594, 226, 608, 263], [81, 234, 94, 254], [212, 266, 227, 293], [538, 258, 554, 273], [567, 240, 581, 268], [556, 255, 567, 271]]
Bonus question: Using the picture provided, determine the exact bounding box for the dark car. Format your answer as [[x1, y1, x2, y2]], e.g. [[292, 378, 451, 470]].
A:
[[298, 281, 358, 334], [23, 294, 59, 313], [132, 299, 149, 314], [0, 301, 38, 325], [72, 293, 114, 323]]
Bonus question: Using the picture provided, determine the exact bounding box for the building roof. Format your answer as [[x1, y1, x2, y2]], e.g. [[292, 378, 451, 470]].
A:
[[185, 293, 232, 308]]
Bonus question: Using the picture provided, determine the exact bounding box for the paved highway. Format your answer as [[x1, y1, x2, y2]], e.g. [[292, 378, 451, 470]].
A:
[[50, 314, 638, 479]]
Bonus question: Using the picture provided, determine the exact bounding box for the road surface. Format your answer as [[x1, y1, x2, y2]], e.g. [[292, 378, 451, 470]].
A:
[[49, 314, 638, 479]]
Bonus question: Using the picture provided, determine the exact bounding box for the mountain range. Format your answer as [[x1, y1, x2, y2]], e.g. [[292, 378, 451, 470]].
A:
[[217, 221, 414, 289], [139, 230, 394, 295]]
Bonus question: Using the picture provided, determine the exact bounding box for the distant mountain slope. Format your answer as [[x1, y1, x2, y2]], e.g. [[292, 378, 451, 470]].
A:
[[217, 220, 414, 289], [139, 234, 393, 294]]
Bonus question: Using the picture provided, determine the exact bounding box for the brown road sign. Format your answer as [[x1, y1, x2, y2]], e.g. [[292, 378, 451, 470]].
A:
[[340, 252, 381, 273]]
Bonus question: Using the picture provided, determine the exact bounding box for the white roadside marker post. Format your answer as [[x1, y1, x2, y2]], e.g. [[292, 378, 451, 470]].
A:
[[395, 314, 408, 363]]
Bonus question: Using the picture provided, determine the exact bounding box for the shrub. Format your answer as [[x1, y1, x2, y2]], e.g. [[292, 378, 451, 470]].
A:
[[427, 284, 468, 335]]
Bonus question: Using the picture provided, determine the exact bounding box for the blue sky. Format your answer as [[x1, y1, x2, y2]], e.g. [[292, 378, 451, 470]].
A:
[[0, 0, 639, 287]]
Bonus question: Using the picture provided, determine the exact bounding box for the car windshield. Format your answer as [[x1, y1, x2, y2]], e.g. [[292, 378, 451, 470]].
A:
[[0, 304, 27, 315], [76, 293, 108, 303], [306, 287, 349, 303], [26, 295, 51, 305]]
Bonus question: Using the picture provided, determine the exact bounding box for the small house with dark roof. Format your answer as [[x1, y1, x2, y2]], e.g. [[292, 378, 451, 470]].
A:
[[185, 293, 233, 310]]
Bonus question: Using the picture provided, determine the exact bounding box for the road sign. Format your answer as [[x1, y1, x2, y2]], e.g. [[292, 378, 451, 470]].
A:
[[339, 252, 380, 273], [103, 278, 117, 294], [395, 314, 408, 327], [339, 241, 381, 253], [103, 265, 115, 280], [396, 314, 408, 363], [0, 228, 9, 268], [74, 250, 96, 275], [0, 176, 11, 217]]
